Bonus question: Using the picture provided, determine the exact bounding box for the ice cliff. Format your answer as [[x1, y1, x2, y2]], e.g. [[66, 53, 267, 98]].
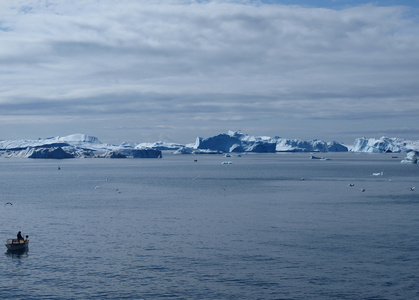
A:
[[351, 137, 419, 153], [136, 141, 185, 151], [189, 132, 417, 154], [0, 134, 162, 159], [193, 131, 348, 153], [1, 131, 418, 159]]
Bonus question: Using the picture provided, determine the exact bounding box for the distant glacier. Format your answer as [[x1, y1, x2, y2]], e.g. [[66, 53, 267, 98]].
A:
[[0, 131, 418, 159]]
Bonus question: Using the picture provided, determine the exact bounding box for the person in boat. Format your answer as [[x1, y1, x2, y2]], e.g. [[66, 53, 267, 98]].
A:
[[17, 231, 24, 241]]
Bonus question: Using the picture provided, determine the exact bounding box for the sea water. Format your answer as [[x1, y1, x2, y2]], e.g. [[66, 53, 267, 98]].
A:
[[0, 153, 418, 299]]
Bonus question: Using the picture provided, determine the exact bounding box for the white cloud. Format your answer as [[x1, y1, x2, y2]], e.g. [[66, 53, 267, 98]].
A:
[[0, 0, 418, 142]]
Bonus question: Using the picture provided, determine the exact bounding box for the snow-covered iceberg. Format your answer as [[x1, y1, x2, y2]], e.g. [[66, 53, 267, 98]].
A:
[[3, 147, 76, 159], [0, 134, 162, 159], [193, 131, 348, 153], [2, 131, 418, 158], [100, 149, 162, 158], [401, 151, 418, 164], [0, 133, 100, 151], [275, 139, 347, 152], [351, 137, 419, 153], [172, 147, 193, 155], [136, 141, 185, 151]]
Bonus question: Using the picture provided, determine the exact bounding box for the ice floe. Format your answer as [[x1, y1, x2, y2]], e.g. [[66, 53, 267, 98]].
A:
[[401, 151, 418, 164]]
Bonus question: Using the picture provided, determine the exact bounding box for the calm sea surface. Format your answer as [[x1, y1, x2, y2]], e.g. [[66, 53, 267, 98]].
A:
[[0, 153, 418, 299]]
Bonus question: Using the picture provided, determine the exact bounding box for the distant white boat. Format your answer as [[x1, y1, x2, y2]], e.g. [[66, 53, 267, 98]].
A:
[[5, 238, 29, 252]]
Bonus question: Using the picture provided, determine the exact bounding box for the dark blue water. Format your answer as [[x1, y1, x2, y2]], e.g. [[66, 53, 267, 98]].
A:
[[0, 153, 418, 299]]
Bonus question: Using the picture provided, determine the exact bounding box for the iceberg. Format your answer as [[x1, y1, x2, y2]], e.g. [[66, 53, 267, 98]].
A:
[[327, 141, 349, 152], [136, 141, 185, 151], [106, 149, 162, 158], [1, 131, 418, 158], [0, 133, 100, 151], [147, 133, 417, 154], [4, 147, 75, 159], [191, 132, 419, 154], [351, 137, 419, 153], [401, 151, 418, 164], [0, 134, 162, 159], [57, 134, 101, 144], [194, 131, 348, 153], [173, 147, 193, 155], [194, 133, 243, 153], [372, 172, 384, 176]]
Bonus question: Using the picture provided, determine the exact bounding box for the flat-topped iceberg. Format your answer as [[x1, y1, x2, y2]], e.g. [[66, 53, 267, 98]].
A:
[[0, 134, 162, 159], [192, 132, 418, 154], [100, 149, 162, 158], [136, 141, 185, 151], [194, 131, 348, 153], [351, 137, 419, 153], [0, 133, 101, 151], [1, 131, 418, 158], [56, 134, 101, 144], [3, 147, 76, 159]]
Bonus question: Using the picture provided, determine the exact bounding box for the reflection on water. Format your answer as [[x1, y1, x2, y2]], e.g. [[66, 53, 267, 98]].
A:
[[5, 248, 29, 259], [5, 249, 29, 268]]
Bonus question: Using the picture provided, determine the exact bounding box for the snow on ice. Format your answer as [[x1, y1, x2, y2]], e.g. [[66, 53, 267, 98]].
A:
[[0, 134, 162, 159], [1, 131, 419, 159]]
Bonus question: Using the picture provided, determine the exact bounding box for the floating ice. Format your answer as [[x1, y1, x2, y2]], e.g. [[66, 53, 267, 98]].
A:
[[352, 137, 419, 153], [401, 151, 418, 164], [194, 131, 348, 153], [1, 131, 418, 158], [0, 134, 162, 159], [310, 155, 331, 160]]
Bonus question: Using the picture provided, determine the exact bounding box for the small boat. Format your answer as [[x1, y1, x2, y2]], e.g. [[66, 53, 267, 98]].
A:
[[5, 238, 29, 252]]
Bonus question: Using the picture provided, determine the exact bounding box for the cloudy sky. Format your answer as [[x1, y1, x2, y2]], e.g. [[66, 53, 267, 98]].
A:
[[1, 0, 418, 144]]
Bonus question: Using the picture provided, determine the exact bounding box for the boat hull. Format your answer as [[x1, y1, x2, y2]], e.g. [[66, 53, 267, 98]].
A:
[[5, 240, 29, 252]]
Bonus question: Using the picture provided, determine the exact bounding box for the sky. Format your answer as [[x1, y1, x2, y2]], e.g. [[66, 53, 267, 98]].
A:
[[0, 0, 418, 144]]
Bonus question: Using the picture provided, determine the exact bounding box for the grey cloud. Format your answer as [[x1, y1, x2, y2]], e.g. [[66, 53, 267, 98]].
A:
[[0, 1, 418, 142], [342, 127, 419, 138]]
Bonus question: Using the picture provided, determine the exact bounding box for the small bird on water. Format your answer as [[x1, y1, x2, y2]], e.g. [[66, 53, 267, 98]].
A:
[[4, 202, 12, 206]]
